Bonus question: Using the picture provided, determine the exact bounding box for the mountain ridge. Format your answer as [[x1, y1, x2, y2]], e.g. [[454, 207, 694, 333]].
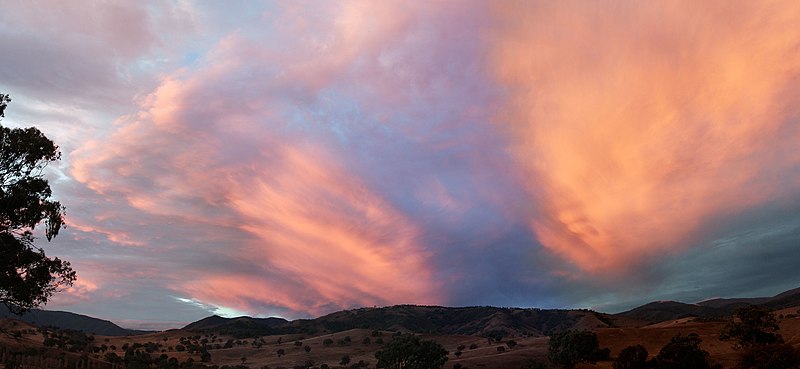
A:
[[6, 286, 800, 336], [0, 304, 147, 336]]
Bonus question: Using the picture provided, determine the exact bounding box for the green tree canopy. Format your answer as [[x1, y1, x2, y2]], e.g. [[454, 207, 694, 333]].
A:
[[375, 334, 448, 369], [0, 94, 74, 314]]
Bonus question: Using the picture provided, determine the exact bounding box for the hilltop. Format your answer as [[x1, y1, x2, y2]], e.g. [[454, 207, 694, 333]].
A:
[[2, 286, 800, 369]]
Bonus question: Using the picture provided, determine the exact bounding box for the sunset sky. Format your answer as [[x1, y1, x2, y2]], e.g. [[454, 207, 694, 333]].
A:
[[2, 1, 800, 330]]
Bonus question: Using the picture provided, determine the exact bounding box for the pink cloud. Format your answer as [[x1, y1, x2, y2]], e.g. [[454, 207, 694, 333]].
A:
[[489, 1, 800, 274], [65, 2, 472, 315]]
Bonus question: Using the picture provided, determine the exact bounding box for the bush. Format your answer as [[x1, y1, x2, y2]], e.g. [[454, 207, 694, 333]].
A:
[[548, 330, 602, 369], [738, 343, 800, 369], [721, 305, 783, 349], [650, 333, 713, 369], [375, 334, 448, 369], [614, 345, 648, 369]]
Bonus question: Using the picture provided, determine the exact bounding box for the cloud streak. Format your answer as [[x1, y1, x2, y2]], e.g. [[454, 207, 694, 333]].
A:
[[2, 1, 800, 324], [490, 0, 800, 274]]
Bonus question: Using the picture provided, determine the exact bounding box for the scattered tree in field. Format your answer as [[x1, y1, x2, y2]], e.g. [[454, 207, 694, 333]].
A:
[[548, 330, 602, 369], [340, 354, 350, 366], [304, 345, 311, 352], [507, 340, 518, 349], [375, 334, 449, 369], [323, 338, 333, 346], [0, 94, 74, 314], [737, 343, 800, 369], [200, 349, 211, 362], [276, 348, 285, 357], [649, 333, 713, 369], [614, 345, 648, 369], [721, 305, 782, 349], [720, 305, 800, 369]]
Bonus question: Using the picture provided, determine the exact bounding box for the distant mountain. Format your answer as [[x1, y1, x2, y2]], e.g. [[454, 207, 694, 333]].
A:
[[0, 305, 146, 336], [616, 287, 800, 324], [614, 301, 727, 323], [182, 305, 613, 338], [695, 297, 770, 310], [184, 315, 290, 332], [7, 286, 800, 337]]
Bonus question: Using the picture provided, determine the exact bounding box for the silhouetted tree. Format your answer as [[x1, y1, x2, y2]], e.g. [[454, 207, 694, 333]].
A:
[[721, 305, 783, 349], [720, 305, 800, 369], [375, 334, 448, 369], [738, 343, 800, 369], [548, 330, 601, 369], [0, 94, 74, 314], [614, 345, 648, 369], [649, 333, 713, 369]]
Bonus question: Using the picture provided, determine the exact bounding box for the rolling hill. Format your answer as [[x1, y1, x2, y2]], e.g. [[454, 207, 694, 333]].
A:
[[0, 305, 145, 336], [182, 305, 614, 339], [615, 286, 800, 323]]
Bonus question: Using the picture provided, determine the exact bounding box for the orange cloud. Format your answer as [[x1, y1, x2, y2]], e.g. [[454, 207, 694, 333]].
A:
[[223, 143, 438, 313], [490, 1, 800, 274]]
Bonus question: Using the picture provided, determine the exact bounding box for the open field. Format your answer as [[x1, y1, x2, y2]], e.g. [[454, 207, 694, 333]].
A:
[[3, 308, 800, 369]]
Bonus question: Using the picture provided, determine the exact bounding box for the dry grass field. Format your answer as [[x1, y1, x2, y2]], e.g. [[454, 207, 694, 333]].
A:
[[2, 305, 800, 369]]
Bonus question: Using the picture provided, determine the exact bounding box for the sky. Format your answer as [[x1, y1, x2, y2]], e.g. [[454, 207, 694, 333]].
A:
[[1, 1, 800, 330]]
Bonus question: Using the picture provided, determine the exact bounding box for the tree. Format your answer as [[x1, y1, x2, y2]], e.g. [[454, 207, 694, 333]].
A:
[[720, 305, 800, 369], [548, 330, 601, 369], [738, 343, 800, 369], [375, 334, 448, 369], [649, 333, 713, 369], [340, 354, 350, 366], [614, 345, 648, 369], [1, 94, 74, 314], [720, 305, 783, 349]]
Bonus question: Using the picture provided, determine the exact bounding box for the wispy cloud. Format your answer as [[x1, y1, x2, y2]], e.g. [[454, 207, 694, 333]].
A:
[[2, 1, 799, 324], [490, 0, 800, 275]]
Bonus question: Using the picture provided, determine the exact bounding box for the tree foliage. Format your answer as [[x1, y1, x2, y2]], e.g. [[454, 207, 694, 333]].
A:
[[720, 305, 800, 369], [614, 345, 648, 369], [738, 343, 800, 369], [720, 305, 783, 350], [375, 334, 448, 369], [547, 330, 602, 369], [649, 333, 713, 369], [0, 94, 75, 314]]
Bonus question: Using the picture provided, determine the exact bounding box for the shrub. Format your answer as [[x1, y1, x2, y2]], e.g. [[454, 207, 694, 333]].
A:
[[614, 345, 648, 369]]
